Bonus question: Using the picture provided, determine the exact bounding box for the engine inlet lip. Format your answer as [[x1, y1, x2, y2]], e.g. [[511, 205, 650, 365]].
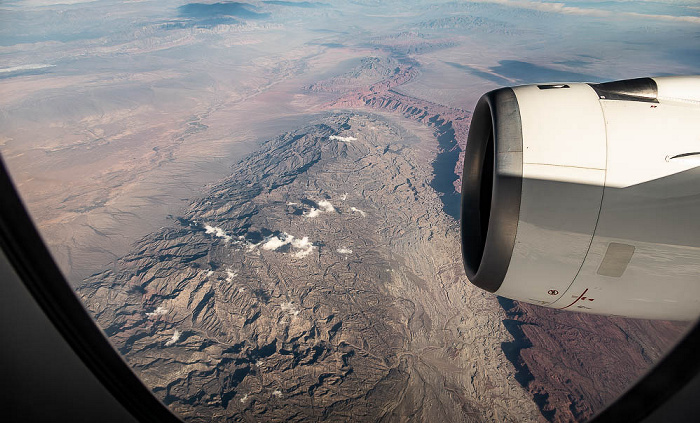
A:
[[461, 88, 523, 293]]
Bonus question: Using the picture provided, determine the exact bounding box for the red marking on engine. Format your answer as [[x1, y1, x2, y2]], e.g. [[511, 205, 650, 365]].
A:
[[559, 288, 589, 310]]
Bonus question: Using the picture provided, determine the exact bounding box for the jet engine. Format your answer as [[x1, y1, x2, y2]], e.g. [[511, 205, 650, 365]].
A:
[[461, 76, 700, 320]]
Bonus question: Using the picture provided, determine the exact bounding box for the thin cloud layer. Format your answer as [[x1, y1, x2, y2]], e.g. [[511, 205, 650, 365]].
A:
[[302, 199, 335, 217], [350, 207, 366, 217], [146, 306, 168, 318], [280, 302, 300, 316], [226, 269, 237, 282], [262, 233, 293, 250], [0, 63, 56, 80], [317, 200, 336, 212], [291, 236, 315, 258], [204, 224, 232, 242], [258, 232, 316, 258], [0, 64, 55, 73], [304, 207, 321, 218], [165, 329, 181, 346], [475, 0, 700, 24], [330, 135, 357, 142]]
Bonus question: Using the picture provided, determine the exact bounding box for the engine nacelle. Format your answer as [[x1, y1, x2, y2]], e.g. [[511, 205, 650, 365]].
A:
[[461, 76, 700, 320]]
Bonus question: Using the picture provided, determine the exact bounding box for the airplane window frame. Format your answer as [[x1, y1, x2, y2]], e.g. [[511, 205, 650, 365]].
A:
[[0, 157, 182, 423]]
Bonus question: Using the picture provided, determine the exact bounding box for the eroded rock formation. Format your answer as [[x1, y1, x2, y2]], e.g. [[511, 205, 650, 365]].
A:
[[80, 114, 541, 422]]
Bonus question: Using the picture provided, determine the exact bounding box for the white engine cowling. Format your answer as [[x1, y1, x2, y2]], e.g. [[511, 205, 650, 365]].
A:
[[461, 76, 700, 320]]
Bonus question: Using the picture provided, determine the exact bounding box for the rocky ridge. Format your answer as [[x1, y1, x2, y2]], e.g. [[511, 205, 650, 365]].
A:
[[413, 16, 512, 35], [79, 113, 541, 422], [319, 58, 470, 199], [367, 32, 458, 55], [499, 299, 687, 422], [305, 57, 407, 94]]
